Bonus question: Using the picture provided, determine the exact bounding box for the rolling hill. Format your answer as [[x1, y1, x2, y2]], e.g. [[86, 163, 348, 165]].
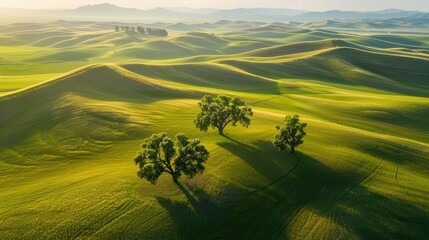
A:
[[298, 9, 423, 20], [0, 21, 428, 239]]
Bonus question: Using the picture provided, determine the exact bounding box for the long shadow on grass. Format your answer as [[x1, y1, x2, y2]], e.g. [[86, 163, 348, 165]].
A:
[[214, 136, 428, 239], [153, 135, 428, 239], [156, 181, 240, 239], [236, 153, 428, 239], [217, 135, 300, 184]]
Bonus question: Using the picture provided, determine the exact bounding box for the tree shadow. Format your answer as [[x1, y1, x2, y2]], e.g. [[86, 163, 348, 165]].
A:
[[175, 181, 220, 217], [226, 152, 429, 239], [156, 181, 239, 239], [216, 135, 301, 186], [155, 136, 428, 239]]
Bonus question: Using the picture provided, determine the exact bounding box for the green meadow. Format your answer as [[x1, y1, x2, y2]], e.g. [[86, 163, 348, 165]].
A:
[[0, 21, 428, 239]]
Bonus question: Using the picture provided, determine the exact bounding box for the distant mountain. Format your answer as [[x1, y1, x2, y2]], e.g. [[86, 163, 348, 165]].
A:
[[63, 5, 428, 22], [211, 8, 305, 20], [3, 3, 428, 25], [65, 4, 305, 20], [70, 3, 143, 16], [166, 7, 218, 15], [375, 9, 420, 14], [62, 4, 195, 19], [142, 7, 190, 18], [298, 9, 424, 20], [153, 7, 306, 20]]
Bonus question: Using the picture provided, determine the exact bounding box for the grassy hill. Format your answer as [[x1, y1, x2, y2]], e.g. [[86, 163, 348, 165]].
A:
[[0, 21, 428, 239]]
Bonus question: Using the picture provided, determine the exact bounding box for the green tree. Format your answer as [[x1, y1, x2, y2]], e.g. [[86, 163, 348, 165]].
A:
[[137, 26, 145, 34], [160, 29, 168, 36], [273, 114, 307, 153], [134, 132, 209, 184], [194, 95, 253, 135], [140, 27, 146, 34]]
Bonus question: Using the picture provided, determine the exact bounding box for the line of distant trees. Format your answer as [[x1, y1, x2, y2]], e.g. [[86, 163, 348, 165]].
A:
[[114, 25, 168, 37]]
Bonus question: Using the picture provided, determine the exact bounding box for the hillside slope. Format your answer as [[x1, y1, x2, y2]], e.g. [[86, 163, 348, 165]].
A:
[[0, 22, 428, 240]]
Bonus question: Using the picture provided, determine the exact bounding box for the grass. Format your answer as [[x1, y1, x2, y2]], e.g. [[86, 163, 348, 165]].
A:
[[0, 74, 59, 96], [0, 21, 428, 239]]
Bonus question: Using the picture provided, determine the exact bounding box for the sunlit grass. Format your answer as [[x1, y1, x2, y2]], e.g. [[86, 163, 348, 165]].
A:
[[0, 21, 428, 239]]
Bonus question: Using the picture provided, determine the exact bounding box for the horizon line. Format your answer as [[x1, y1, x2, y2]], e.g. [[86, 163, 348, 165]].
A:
[[0, 3, 427, 13]]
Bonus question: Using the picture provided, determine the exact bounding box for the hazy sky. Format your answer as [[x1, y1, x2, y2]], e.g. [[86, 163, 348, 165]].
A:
[[0, 0, 428, 11]]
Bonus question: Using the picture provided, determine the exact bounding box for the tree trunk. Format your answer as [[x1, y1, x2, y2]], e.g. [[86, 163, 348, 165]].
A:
[[172, 174, 178, 183], [291, 146, 295, 154], [218, 127, 224, 135]]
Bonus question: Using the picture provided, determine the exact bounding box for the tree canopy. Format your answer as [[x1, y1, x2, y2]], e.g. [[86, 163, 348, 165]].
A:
[[194, 95, 253, 135], [134, 132, 209, 184], [273, 114, 307, 153]]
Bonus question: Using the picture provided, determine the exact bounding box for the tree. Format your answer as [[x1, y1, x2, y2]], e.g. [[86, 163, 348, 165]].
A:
[[145, 28, 168, 36], [194, 95, 253, 135], [137, 26, 145, 34], [273, 114, 307, 153], [160, 29, 168, 36], [134, 132, 209, 184], [114, 25, 119, 32], [140, 27, 146, 34]]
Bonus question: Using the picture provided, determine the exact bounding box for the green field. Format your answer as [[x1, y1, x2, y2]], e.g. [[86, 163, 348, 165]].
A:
[[0, 21, 428, 239]]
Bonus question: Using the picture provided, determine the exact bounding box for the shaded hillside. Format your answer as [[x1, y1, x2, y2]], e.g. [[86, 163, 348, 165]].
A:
[[223, 47, 429, 96], [121, 63, 279, 93], [0, 64, 201, 160]]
